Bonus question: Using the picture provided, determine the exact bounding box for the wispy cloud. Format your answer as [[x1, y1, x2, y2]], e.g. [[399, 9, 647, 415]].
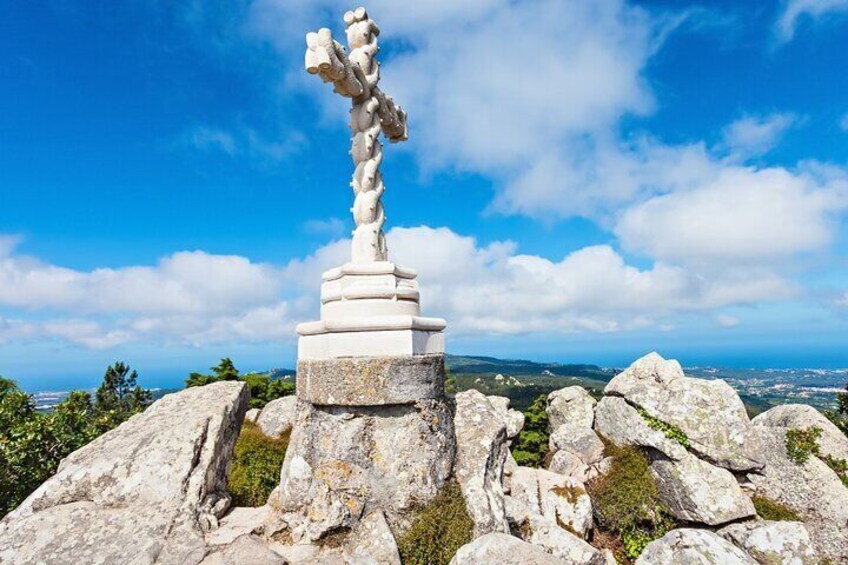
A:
[[774, 0, 848, 42]]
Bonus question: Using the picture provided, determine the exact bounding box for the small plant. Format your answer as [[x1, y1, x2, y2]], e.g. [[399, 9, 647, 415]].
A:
[[638, 408, 689, 447], [511, 395, 550, 468], [785, 427, 822, 464], [396, 481, 473, 565], [227, 421, 289, 507], [821, 454, 848, 488], [751, 495, 801, 521]]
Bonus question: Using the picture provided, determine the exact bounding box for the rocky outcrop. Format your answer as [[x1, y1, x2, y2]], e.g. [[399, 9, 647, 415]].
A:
[[0, 381, 249, 565], [605, 352, 764, 471], [594, 396, 687, 460], [718, 520, 817, 564], [547, 423, 607, 482], [199, 535, 285, 565], [509, 466, 594, 538], [753, 403, 848, 463], [488, 395, 526, 439], [449, 532, 565, 565], [636, 528, 757, 564], [255, 395, 297, 438], [506, 499, 605, 564], [453, 389, 510, 538], [747, 426, 848, 562], [547, 386, 596, 430], [245, 408, 261, 423]]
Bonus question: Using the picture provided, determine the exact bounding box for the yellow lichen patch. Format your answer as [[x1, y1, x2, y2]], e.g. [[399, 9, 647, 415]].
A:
[[550, 483, 585, 505]]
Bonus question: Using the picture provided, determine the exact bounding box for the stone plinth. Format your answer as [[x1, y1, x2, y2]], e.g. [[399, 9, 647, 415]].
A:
[[297, 354, 445, 406]]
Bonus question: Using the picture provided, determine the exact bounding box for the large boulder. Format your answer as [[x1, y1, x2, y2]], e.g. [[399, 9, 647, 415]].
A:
[[506, 499, 605, 564], [753, 404, 848, 463], [747, 426, 848, 562], [548, 424, 607, 483], [0, 381, 250, 565], [718, 520, 817, 564], [453, 389, 511, 538], [487, 395, 526, 439], [606, 352, 764, 471], [547, 386, 596, 430], [449, 533, 564, 565], [509, 466, 593, 538], [594, 396, 687, 460], [636, 528, 756, 564], [256, 395, 297, 438], [198, 535, 285, 565]]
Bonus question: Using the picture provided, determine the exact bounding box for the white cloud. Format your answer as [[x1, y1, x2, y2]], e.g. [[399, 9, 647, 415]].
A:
[[303, 217, 347, 237], [775, 0, 848, 42], [720, 113, 797, 157], [185, 124, 306, 163], [715, 314, 740, 328]]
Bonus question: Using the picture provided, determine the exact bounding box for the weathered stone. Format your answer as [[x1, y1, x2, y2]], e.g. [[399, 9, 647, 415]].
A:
[[747, 427, 848, 562], [453, 389, 510, 538], [245, 408, 261, 423], [198, 535, 285, 565], [605, 352, 764, 471], [549, 424, 605, 465], [206, 506, 269, 547], [503, 451, 518, 494], [449, 533, 564, 565], [636, 528, 756, 564], [650, 451, 756, 526], [345, 510, 401, 565], [488, 395, 526, 439], [0, 381, 249, 565], [256, 395, 297, 438], [594, 396, 687, 460], [753, 403, 848, 463], [270, 397, 455, 542], [510, 466, 593, 538], [506, 501, 605, 564], [718, 520, 817, 564], [547, 386, 596, 430], [296, 354, 445, 406]]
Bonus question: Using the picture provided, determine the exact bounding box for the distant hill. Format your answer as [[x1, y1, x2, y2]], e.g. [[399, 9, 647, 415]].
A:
[[445, 354, 613, 379]]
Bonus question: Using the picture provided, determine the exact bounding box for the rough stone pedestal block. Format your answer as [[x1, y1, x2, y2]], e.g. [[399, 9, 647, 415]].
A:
[[270, 354, 455, 542]]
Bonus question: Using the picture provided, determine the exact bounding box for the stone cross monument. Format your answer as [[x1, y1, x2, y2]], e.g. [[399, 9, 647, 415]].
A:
[[270, 8, 455, 543]]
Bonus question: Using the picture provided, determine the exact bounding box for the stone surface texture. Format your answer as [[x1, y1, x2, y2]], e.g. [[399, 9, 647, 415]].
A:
[[747, 426, 848, 562], [594, 395, 687, 460], [453, 389, 510, 538], [636, 529, 757, 564], [547, 386, 596, 430], [509, 466, 594, 538], [506, 499, 605, 564], [487, 395, 526, 439], [605, 352, 764, 471], [198, 535, 285, 565], [449, 533, 565, 565], [0, 381, 249, 565], [753, 403, 848, 463], [255, 395, 297, 437], [718, 520, 817, 564]]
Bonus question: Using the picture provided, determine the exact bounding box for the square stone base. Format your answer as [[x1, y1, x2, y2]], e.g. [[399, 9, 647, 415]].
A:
[[298, 328, 444, 360]]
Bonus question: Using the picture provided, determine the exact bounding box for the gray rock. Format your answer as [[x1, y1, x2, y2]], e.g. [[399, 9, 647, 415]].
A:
[[636, 528, 756, 564], [650, 451, 756, 526], [296, 354, 445, 406], [594, 396, 687, 460], [198, 535, 285, 565], [606, 352, 764, 471], [753, 403, 848, 463], [256, 395, 297, 438], [245, 408, 261, 423], [718, 520, 817, 564], [547, 386, 596, 430], [453, 389, 510, 538], [271, 398, 455, 542], [346, 510, 401, 565], [206, 506, 269, 547], [506, 502, 605, 564], [747, 427, 848, 562], [0, 381, 249, 565], [488, 395, 526, 439], [449, 533, 564, 565], [549, 424, 605, 465], [510, 466, 593, 538]]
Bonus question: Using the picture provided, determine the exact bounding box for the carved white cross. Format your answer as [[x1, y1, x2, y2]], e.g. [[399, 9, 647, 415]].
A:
[[305, 7, 408, 264]]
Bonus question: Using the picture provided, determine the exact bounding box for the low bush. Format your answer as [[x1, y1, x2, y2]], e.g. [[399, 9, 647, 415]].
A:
[[785, 427, 822, 464], [227, 421, 289, 507], [396, 481, 473, 565], [638, 408, 689, 448], [511, 395, 549, 468], [751, 495, 801, 521]]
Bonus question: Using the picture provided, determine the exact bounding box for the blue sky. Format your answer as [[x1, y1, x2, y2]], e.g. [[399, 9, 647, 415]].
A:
[[2, 0, 848, 390]]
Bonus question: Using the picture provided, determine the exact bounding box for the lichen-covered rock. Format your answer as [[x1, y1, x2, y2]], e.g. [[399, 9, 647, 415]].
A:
[[747, 427, 848, 562], [449, 533, 564, 565], [753, 403, 848, 463], [550, 424, 605, 465], [718, 520, 817, 564], [547, 386, 596, 430], [650, 451, 756, 526], [270, 398, 455, 542], [198, 534, 285, 565], [206, 506, 269, 547], [256, 395, 297, 438], [345, 510, 401, 565], [509, 466, 593, 538], [636, 528, 757, 564], [506, 501, 605, 564], [488, 395, 525, 439], [606, 352, 764, 471], [594, 396, 687, 460], [0, 381, 249, 565], [453, 389, 510, 538]]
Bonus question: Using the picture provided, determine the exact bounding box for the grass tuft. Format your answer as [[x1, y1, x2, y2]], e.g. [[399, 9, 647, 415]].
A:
[[751, 494, 801, 522], [227, 420, 289, 507], [396, 481, 474, 565]]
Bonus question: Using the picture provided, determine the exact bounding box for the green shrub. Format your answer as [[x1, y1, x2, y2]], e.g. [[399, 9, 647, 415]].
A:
[[227, 421, 289, 507], [587, 441, 675, 561], [638, 408, 689, 448], [396, 481, 473, 565], [511, 395, 549, 468], [751, 495, 801, 521], [186, 359, 294, 409], [821, 454, 848, 488], [785, 427, 822, 464]]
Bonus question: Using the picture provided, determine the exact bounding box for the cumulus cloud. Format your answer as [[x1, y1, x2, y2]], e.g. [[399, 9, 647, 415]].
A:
[[775, 0, 848, 42], [720, 113, 797, 157]]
